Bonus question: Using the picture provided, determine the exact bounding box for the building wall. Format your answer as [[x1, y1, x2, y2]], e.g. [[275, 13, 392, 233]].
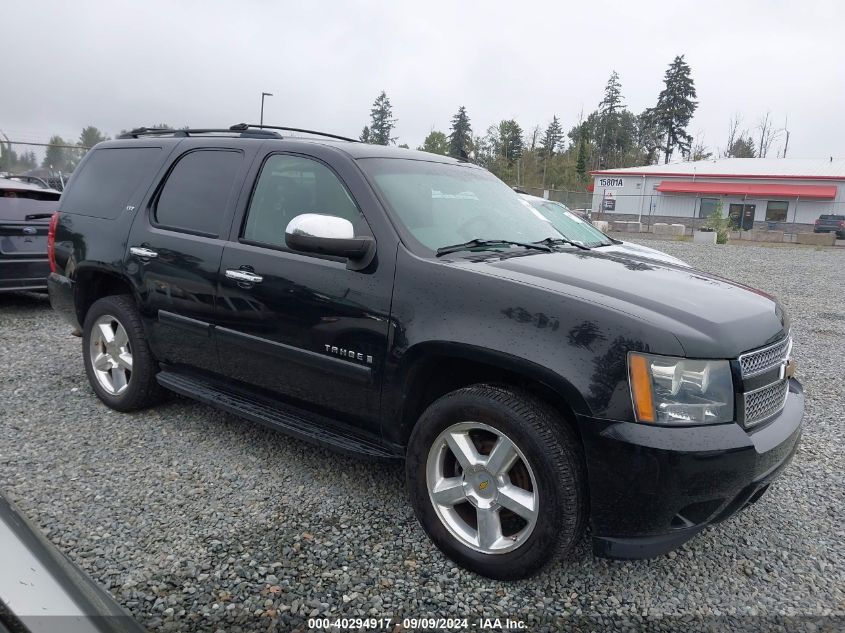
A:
[[591, 174, 843, 231]]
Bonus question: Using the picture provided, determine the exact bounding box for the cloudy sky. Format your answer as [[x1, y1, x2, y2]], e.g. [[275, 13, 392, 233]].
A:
[[4, 0, 843, 159]]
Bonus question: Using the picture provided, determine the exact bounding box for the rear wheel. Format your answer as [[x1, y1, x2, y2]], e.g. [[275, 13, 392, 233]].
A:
[[82, 295, 161, 411], [406, 384, 586, 579]]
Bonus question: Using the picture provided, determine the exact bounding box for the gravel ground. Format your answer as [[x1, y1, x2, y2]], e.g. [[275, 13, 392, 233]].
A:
[[1, 241, 843, 632]]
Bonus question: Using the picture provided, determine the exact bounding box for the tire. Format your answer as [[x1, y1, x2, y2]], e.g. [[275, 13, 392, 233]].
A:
[[82, 294, 161, 412], [405, 384, 586, 580]]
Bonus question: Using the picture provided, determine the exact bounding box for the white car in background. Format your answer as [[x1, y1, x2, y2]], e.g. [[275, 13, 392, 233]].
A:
[[518, 194, 688, 267]]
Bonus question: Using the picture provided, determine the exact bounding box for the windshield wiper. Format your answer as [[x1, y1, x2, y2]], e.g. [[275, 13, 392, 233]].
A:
[[436, 238, 552, 257], [532, 237, 591, 251]]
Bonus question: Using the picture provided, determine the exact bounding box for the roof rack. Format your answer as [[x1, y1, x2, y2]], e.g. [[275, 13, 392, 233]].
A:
[[117, 127, 282, 140], [233, 123, 358, 143]]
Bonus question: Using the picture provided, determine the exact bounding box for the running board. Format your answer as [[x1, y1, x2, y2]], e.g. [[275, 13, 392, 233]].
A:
[[156, 370, 403, 461]]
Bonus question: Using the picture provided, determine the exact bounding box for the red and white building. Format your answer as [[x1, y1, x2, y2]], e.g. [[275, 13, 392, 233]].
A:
[[590, 158, 845, 230]]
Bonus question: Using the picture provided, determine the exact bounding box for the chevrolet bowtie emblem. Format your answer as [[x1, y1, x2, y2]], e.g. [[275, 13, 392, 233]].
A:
[[478, 480, 489, 491]]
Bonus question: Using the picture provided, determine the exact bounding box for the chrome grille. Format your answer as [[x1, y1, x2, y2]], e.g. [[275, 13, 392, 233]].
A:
[[739, 336, 791, 378], [743, 380, 789, 428]]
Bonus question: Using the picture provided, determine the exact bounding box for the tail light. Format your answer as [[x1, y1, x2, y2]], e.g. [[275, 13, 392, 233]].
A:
[[839, 221, 845, 228], [814, 218, 820, 224], [47, 212, 60, 273]]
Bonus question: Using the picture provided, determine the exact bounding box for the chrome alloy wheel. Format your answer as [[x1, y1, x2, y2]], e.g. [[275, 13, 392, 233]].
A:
[[89, 314, 133, 395], [426, 422, 539, 554]]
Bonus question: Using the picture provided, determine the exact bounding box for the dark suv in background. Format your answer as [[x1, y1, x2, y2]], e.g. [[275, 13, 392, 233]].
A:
[[48, 125, 804, 579], [813, 214, 845, 239], [0, 177, 61, 292]]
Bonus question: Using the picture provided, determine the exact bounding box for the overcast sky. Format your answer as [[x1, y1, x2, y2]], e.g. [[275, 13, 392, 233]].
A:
[[3, 0, 843, 159]]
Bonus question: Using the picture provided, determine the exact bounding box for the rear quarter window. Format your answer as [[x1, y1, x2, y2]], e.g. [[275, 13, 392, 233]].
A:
[[59, 147, 162, 219]]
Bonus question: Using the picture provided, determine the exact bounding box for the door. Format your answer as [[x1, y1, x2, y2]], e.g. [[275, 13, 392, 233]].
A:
[[126, 147, 246, 371], [728, 203, 756, 230], [214, 153, 392, 433]]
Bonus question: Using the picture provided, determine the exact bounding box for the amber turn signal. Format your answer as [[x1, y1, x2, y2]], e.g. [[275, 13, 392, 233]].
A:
[[628, 353, 655, 423]]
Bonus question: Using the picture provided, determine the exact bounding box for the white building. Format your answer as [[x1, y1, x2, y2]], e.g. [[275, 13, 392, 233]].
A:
[[590, 158, 845, 231]]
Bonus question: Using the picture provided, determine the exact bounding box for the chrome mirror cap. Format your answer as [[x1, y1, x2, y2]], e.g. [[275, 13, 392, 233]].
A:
[[285, 213, 354, 240]]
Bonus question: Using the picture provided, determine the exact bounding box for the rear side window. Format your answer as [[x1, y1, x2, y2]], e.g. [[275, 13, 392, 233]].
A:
[[154, 150, 242, 236], [59, 147, 161, 219]]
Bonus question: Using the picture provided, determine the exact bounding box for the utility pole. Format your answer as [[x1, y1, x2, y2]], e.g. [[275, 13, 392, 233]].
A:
[[260, 92, 273, 126]]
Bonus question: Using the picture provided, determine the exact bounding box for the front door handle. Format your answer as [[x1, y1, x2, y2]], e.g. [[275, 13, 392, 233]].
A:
[[225, 269, 263, 284], [129, 246, 158, 259]]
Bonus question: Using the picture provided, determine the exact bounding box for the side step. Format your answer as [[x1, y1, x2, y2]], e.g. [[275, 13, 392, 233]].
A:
[[157, 370, 403, 461]]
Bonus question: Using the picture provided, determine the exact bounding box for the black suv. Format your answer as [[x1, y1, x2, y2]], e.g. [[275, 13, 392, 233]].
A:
[[48, 125, 804, 580]]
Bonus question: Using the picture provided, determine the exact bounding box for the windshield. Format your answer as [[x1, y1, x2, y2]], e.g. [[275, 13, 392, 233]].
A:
[[524, 198, 611, 247], [359, 159, 565, 254]]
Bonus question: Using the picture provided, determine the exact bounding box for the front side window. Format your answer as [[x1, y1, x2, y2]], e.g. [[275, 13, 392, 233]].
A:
[[242, 154, 362, 249], [359, 159, 561, 253], [155, 150, 243, 236], [765, 201, 789, 222]]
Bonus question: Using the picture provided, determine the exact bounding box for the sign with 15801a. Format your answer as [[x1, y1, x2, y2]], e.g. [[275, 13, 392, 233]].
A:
[[597, 177, 624, 187]]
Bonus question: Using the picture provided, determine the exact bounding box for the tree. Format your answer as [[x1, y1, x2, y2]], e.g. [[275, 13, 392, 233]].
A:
[[652, 55, 697, 163], [497, 120, 524, 162], [359, 125, 371, 143], [756, 111, 782, 158], [42, 135, 68, 171], [576, 137, 588, 181], [448, 106, 472, 157], [726, 137, 756, 158], [79, 126, 109, 149], [540, 115, 563, 156], [367, 91, 396, 145], [419, 130, 449, 155]]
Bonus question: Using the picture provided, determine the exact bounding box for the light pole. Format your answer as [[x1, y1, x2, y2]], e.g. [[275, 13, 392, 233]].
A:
[[260, 92, 273, 126]]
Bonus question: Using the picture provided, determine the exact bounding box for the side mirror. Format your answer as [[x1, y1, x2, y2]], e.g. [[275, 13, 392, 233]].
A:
[[285, 213, 375, 270]]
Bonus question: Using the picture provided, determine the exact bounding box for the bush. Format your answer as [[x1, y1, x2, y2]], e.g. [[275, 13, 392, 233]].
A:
[[703, 200, 730, 244]]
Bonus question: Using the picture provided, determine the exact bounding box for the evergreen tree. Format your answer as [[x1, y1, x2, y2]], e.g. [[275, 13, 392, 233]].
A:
[[540, 115, 563, 156], [576, 137, 588, 181], [448, 106, 472, 157], [727, 137, 756, 158], [42, 135, 68, 170], [367, 91, 397, 145], [497, 120, 524, 162], [419, 130, 449, 155], [79, 126, 108, 148], [359, 125, 371, 143], [652, 55, 698, 163], [599, 71, 624, 115]]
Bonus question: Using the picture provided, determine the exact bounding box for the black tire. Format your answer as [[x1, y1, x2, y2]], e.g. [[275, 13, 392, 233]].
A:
[[82, 294, 161, 412], [405, 384, 586, 580]]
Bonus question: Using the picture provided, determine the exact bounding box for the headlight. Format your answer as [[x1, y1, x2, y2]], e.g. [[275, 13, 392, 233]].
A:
[[628, 352, 734, 425]]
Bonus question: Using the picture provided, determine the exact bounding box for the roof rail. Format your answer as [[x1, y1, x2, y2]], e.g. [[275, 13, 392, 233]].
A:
[[232, 123, 358, 143], [117, 127, 281, 140]]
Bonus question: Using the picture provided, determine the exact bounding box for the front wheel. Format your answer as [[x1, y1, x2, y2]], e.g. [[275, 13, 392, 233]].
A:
[[406, 385, 586, 580], [82, 294, 161, 411]]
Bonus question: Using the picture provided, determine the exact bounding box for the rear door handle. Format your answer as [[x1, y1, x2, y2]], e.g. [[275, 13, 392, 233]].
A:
[[129, 246, 158, 259], [225, 269, 263, 284]]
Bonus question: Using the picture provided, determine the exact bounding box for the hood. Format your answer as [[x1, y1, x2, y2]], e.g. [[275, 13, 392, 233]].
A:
[[463, 249, 788, 358], [600, 240, 689, 267]]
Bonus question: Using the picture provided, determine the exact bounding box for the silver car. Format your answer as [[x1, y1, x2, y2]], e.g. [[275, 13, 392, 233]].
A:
[[518, 194, 688, 267]]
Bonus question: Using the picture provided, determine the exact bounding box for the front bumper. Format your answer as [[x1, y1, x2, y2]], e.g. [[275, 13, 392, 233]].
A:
[[0, 258, 49, 292], [578, 378, 804, 559]]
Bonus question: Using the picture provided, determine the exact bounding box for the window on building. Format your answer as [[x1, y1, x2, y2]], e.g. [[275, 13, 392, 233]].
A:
[[242, 154, 363, 250], [155, 150, 243, 236], [698, 198, 719, 218], [765, 201, 789, 222]]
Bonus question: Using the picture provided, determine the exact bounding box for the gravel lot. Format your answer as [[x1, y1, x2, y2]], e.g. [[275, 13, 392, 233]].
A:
[[1, 240, 843, 632]]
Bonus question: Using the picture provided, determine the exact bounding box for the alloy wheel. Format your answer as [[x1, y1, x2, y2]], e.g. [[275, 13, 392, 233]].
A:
[[89, 314, 133, 395], [425, 421, 539, 554]]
